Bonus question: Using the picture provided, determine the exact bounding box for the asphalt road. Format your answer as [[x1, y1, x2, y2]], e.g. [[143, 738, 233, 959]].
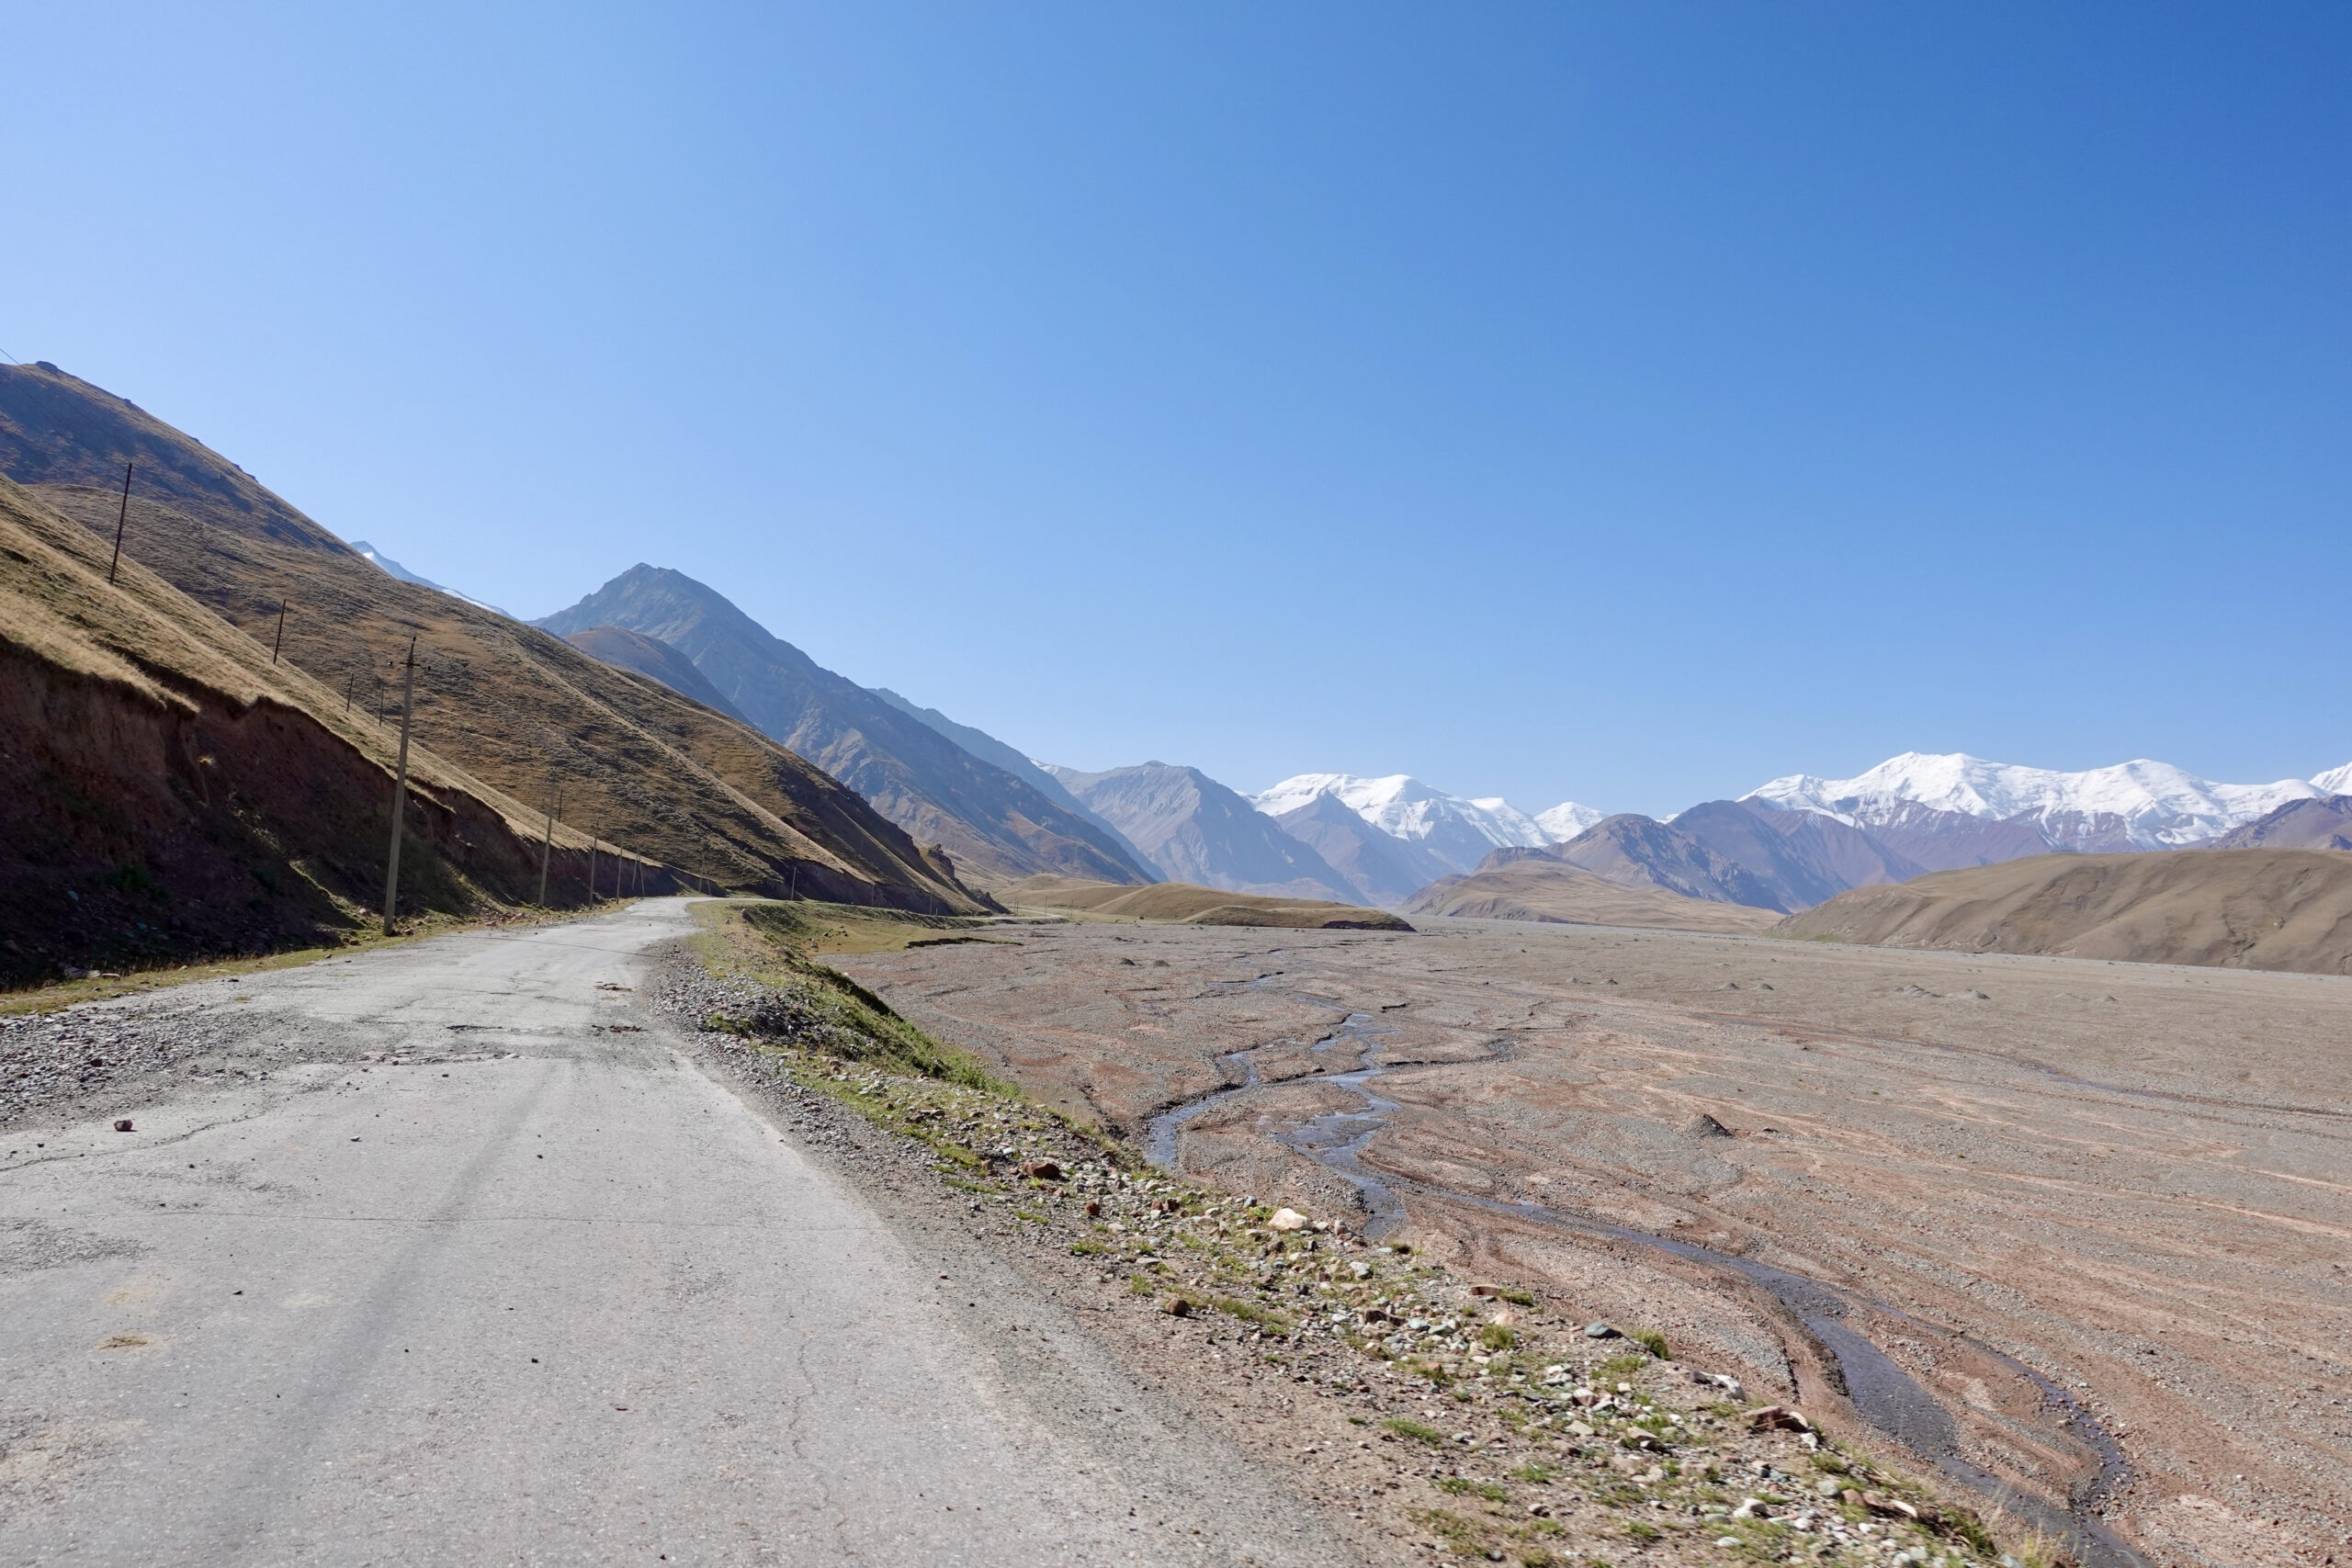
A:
[[0, 901, 1351, 1567]]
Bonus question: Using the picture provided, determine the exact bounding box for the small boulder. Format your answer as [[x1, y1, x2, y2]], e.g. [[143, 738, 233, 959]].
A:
[[1159, 1295, 1192, 1317], [1747, 1405, 1814, 1433], [112, 1119, 134, 1133], [1584, 1322, 1621, 1339], [1268, 1208, 1310, 1232], [1018, 1158, 1063, 1181]]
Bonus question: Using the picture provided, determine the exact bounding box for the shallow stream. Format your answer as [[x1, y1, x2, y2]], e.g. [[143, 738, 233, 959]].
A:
[[1144, 981, 2143, 1568]]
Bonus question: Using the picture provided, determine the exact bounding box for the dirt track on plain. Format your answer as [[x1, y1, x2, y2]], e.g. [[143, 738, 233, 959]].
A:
[[832, 917, 2352, 1568]]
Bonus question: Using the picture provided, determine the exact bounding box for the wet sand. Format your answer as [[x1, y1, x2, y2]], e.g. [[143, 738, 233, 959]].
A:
[[832, 917, 2352, 1568]]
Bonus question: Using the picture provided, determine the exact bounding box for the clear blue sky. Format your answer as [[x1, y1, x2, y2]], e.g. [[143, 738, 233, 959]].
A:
[[8, 3, 2348, 814]]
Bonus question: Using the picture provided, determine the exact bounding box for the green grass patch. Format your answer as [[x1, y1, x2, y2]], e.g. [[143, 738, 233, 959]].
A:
[[1631, 1327, 1670, 1359], [1210, 1296, 1295, 1334], [1436, 1477, 1510, 1503], [1384, 1417, 1449, 1447]]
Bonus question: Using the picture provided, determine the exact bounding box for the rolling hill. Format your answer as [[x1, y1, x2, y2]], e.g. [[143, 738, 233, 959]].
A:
[[1779, 849, 2352, 975], [0, 361, 989, 919], [537, 567, 1154, 889]]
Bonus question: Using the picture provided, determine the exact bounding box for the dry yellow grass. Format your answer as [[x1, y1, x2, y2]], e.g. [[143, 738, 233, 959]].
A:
[[1403, 856, 1782, 934], [1779, 847, 2352, 974], [1005, 875, 1412, 930]]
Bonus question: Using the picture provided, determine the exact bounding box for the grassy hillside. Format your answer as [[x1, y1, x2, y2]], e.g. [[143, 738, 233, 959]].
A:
[[0, 362, 988, 918], [1403, 859, 1782, 934], [1006, 875, 1413, 931], [0, 475, 666, 982], [1779, 849, 2352, 974]]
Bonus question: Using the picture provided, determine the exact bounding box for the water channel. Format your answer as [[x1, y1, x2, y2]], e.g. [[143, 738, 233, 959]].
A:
[[1144, 980, 2144, 1568]]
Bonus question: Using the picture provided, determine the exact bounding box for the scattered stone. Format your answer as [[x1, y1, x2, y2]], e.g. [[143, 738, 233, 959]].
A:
[[1954, 988, 1989, 1000], [1584, 1322, 1621, 1338], [1268, 1207, 1310, 1232], [1733, 1497, 1770, 1520], [1748, 1404, 1814, 1433], [1019, 1158, 1064, 1180], [1861, 1491, 1922, 1520], [112, 1119, 134, 1133], [1159, 1295, 1192, 1317], [1686, 1113, 1733, 1139]]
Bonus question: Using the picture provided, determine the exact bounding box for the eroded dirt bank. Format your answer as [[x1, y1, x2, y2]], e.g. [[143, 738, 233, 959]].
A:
[[830, 918, 2352, 1568]]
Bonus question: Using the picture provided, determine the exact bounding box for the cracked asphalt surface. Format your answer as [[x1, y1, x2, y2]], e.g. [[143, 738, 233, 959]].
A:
[[0, 899, 1357, 1567]]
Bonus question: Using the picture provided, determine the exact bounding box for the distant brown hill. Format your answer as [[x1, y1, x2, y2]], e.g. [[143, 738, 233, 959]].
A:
[[1007, 875, 1412, 931], [1402, 858, 1781, 934], [1779, 849, 2352, 975], [0, 361, 987, 918]]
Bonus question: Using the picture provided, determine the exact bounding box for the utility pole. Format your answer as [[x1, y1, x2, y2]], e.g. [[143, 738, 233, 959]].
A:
[[344, 671, 354, 713], [587, 812, 601, 905], [537, 776, 559, 907], [380, 637, 419, 936], [107, 462, 133, 585], [271, 601, 289, 663]]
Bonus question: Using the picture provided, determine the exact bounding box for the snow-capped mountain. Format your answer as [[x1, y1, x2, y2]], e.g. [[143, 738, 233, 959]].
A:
[[352, 541, 509, 615], [2316, 761, 2352, 795], [1744, 751, 2328, 852], [1250, 773, 1600, 876], [1535, 800, 1606, 840]]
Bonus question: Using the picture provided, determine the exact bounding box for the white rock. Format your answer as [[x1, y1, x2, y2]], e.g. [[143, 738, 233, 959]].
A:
[[1269, 1208, 1310, 1232]]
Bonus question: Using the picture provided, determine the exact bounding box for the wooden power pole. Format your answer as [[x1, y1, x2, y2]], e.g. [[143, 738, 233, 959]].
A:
[[107, 462, 133, 585], [271, 601, 289, 663], [379, 637, 419, 936], [537, 777, 559, 907]]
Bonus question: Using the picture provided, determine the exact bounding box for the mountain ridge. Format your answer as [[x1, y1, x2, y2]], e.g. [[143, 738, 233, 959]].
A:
[[1046, 761, 1361, 904], [537, 567, 1155, 888]]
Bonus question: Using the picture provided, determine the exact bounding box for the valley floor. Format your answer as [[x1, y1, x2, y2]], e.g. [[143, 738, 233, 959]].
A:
[[830, 917, 2352, 1568]]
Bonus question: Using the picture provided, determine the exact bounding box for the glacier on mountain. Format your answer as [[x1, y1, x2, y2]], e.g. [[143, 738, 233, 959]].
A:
[[1250, 773, 1598, 852], [2316, 761, 2352, 795], [1744, 751, 2329, 850], [1534, 800, 1605, 840]]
